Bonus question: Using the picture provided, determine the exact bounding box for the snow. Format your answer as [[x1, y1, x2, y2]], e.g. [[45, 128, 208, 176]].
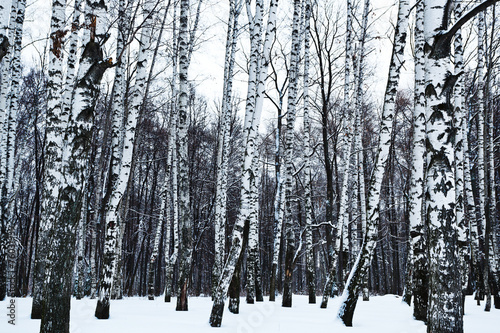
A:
[[2, 295, 500, 332]]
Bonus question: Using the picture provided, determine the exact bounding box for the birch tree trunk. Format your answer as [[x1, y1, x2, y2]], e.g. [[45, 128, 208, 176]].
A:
[[476, 9, 491, 312], [302, 0, 315, 305], [164, 1, 179, 303], [282, 0, 302, 308], [422, 0, 466, 330], [453, 0, 469, 312], [30, 0, 68, 319], [337, 0, 411, 325], [320, 0, 355, 308], [0, 0, 23, 303], [41, 1, 111, 330], [408, 0, 427, 321], [95, 0, 154, 318], [213, 0, 242, 298], [354, 0, 369, 302], [246, 153, 261, 303], [209, 0, 278, 327], [175, 0, 193, 312]]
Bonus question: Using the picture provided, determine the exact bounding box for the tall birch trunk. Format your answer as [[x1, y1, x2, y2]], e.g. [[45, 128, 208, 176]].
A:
[[422, 0, 471, 330], [453, 0, 469, 312], [213, 0, 242, 298], [320, 0, 355, 308], [409, 0, 427, 321], [41, 1, 111, 330], [210, 0, 278, 326], [31, 0, 68, 319], [302, 0, 315, 305], [164, 1, 179, 303], [175, 0, 193, 312], [0, 0, 23, 302], [476, 9, 491, 312], [282, 0, 302, 308], [337, 0, 410, 325], [353, 0, 369, 302], [95, 0, 154, 318]]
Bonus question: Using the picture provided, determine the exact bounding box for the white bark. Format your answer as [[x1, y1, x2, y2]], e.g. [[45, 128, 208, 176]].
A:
[[96, 0, 155, 318], [31, 0, 67, 318], [453, 0, 469, 307], [321, 0, 356, 308], [302, 0, 315, 304], [408, 0, 427, 320], [210, 0, 278, 326], [213, 0, 242, 297], [337, 0, 411, 325], [282, 0, 303, 308], [176, 0, 193, 311]]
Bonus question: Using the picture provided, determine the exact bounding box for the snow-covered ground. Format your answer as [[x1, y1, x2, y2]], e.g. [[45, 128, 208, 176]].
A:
[[2, 295, 499, 332]]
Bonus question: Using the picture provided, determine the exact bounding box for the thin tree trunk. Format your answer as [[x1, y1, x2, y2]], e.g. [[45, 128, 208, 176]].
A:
[[453, 0, 469, 313], [476, 9, 492, 312], [282, 0, 302, 308], [95, 0, 154, 318], [302, 0, 315, 305], [209, 0, 278, 326], [337, 0, 411, 325], [212, 0, 242, 298], [320, 0, 355, 308], [408, 0, 427, 321], [175, 0, 193, 312]]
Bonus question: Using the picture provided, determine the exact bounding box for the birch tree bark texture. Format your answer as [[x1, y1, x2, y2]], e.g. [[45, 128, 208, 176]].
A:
[[337, 0, 411, 325], [0, 0, 24, 302], [213, 0, 242, 299], [282, 0, 302, 309], [96, 0, 154, 318], [40, 2, 112, 331], [420, 0, 500, 331], [302, 0, 315, 305], [423, 1, 463, 331], [176, 0, 193, 312], [409, 0, 427, 321], [209, 0, 278, 326], [30, 0, 69, 320]]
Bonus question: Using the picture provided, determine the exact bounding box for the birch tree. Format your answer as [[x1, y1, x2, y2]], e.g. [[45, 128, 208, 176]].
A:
[[337, 0, 411, 325], [175, 0, 193, 311], [212, 0, 242, 298], [95, 0, 156, 318], [0, 0, 23, 303], [209, 0, 278, 326], [476, 8, 492, 312], [408, 0, 427, 321], [420, 1, 500, 331], [30, 0, 70, 318], [354, 0, 369, 302], [320, 0, 354, 308], [453, 0, 469, 312], [282, 0, 303, 309], [40, 0, 111, 330], [302, 0, 315, 305]]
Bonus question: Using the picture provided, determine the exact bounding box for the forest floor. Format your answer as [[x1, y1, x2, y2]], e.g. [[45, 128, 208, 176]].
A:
[[1, 294, 499, 332]]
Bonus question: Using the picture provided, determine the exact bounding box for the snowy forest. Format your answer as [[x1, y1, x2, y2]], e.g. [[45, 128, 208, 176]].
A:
[[0, 0, 500, 332]]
